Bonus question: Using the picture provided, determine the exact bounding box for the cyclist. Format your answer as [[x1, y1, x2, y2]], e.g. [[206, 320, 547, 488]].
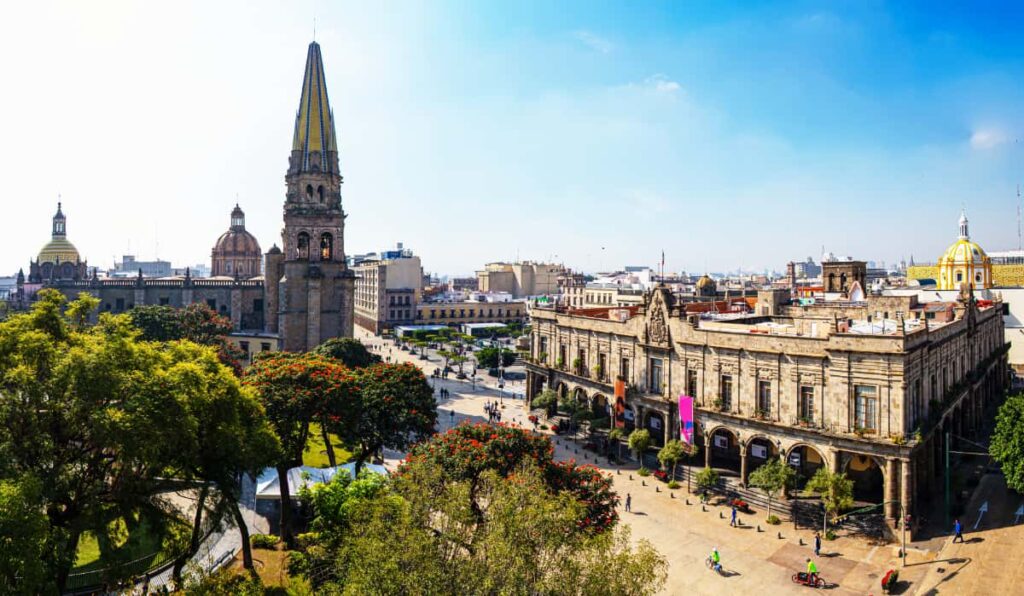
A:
[[806, 558, 818, 584], [709, 547, 722, 573]]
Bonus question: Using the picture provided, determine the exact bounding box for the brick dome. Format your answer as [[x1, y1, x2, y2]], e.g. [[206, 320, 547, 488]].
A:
[[211, 204, 262, 278]]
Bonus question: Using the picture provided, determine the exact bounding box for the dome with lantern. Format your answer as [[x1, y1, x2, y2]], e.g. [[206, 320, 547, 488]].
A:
[[937, 210, 991, 291], [211, 204, 262, 278], [695, 274, 717, 297]]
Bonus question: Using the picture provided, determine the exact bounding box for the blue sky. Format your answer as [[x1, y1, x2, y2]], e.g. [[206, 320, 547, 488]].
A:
[[1, 0, 1022, 276]]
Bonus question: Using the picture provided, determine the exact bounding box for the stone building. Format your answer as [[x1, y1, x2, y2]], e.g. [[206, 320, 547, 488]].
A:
[[416, 300, 528, 326], [526, 285, 1006, 534], [477, 261, 565, 297], [353, 253, 424, 334], [17, 41, 355, 352], [211, 204, 262, 278], [29, 203, 88, 283], [822, 259, 866, 294]]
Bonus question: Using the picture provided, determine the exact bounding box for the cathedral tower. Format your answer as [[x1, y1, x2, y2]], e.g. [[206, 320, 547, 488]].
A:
[[265, 41, 355, 350]]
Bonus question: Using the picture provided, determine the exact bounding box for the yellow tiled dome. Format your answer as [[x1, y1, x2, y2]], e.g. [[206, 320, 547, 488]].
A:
[[936, 211, 991, 290], [37, 237, 81, 264]]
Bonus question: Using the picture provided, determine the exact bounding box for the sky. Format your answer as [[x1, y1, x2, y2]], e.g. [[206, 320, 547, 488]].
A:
[[1, 0, 1022, 277]]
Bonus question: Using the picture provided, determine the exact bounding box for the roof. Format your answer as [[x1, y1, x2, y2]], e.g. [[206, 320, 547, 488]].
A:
[[939, 238, 988, 266], [38, 237, 81, 264], [292, 42, 337, 166], [255, 463, 388, 500]]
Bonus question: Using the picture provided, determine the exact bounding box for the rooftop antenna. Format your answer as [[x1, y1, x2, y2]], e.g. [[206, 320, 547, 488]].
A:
[[313, 14, 317, 41]]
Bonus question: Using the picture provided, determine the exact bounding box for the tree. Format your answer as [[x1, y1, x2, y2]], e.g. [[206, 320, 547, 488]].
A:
[[404, 423, 618, 533], [129, 303, 244, 374], [0, 290, 254, 590], [658, 440, 686, 481], [343, 363, 437, 474], [0, 475, 50, 592], [476, 346, 516, 368], [747, 458, 796, 521], [313, 337, 381, 369], [991, 392, 1024, 493], [805, 468, 854, 531], [628, 429, 652, 471], [532, 389, 559, 418], [293, 459, 667, 594], [244, 352, 355, 546], [695, 467, 720, 493]]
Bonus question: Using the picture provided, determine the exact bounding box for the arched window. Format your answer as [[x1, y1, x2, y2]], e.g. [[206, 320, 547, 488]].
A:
[[318, 185, 325, 203], [320, 232, 333, 261], [305, 185, 314, 201], [297, 232, 310, 259]]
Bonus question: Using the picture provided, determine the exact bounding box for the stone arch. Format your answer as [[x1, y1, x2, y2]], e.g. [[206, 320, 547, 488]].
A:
[[572, 386, 588, 405], [706, 426, 741, 475], [591, 393, 609, 417], [555, 382, 568, 399], [305, 184, 314, 200], [784, 443, 827, 489], [745, 435, 780, 479], [843, 452, 884, 504], [317, 185, 325, 203], [319, 232, 333, 261], [643, 411, 665, 447], [296, 232, 310, 260]]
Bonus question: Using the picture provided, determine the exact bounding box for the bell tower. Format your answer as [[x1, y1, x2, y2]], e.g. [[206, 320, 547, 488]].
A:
[[265, 41, 355, 351]]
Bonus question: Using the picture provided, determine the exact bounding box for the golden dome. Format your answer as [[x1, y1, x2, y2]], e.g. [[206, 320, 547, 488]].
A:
[[696, 275, 716, 290], [37, 237, 81, 264], [936, 210, 992, 290]]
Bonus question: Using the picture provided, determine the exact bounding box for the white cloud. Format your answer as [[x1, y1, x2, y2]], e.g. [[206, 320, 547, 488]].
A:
[[969, 128, 1008, 150], [572, 30, 612, 54], [643, 74, 682, 95]]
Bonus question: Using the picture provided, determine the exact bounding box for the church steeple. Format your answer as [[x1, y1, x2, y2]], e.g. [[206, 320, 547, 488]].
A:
[[958, 209, 970, 240], [290, 41, 338, 176]]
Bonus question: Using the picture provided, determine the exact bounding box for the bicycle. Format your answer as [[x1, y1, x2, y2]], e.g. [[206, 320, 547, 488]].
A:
[[705, 556, 723, 574]]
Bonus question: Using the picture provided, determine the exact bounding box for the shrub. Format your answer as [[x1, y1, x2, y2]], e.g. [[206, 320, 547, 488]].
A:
[[766, 514, 781, 525], [538, 424, 548, 430], [637, 468, 651, 477], [667, 480, 681, 489], [250, 533, 279, 549], [295, 532, 318, 550], [824, 529, 837, 541], [882, 569, 899, 592], [695, 467, 720, 492]]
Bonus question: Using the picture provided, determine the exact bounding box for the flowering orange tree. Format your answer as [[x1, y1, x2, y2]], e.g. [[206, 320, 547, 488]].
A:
[[403, 423, 618, 533], [244, 352, 355, 545]]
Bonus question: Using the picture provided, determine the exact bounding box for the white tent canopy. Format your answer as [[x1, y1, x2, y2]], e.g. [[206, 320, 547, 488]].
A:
[[255, 463, 388, 500]]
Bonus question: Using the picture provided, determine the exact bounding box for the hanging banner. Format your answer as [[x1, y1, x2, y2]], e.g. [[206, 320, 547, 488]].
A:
[[614, 378, 626, 428], [678, 395, 695, 445]]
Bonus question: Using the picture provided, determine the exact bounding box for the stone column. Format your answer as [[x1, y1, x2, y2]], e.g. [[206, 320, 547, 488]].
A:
[[230, 286, 242, 331], [705, 434, 712, 468], [829, 449, 841, 474], [664, 408, 671, 446], [885, 458, 898, 520], [740, 450, 749, 487], [901, 458, 914, 525]]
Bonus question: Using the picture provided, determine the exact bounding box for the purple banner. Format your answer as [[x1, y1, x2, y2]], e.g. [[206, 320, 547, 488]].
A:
[[678, 395, 695, 445]]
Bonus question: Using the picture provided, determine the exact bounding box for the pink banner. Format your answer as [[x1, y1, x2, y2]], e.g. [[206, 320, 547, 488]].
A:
[[678, 395, 695, 445]]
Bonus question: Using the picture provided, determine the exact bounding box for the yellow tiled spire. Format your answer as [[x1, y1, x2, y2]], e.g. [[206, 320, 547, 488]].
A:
[[292, 41, 337, 167]]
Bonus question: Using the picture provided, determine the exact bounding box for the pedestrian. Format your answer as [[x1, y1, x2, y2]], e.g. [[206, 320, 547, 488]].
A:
[[625, 493, 632, 512], [814, 532, 821, 556], [953, 518, 964, 543], [730, 505, 737, 527]]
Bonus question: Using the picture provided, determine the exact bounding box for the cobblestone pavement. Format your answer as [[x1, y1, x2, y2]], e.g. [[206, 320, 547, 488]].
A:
[[360, 330, 945, 595]]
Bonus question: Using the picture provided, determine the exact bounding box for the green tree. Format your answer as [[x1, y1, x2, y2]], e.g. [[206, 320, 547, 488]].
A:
[[0, 475, 50, 592], [991, 392, 1024, 493], [313, 337, 381, 369], [532, 389, 559, 418], [294, 460, 667, 595], [658, 440, 686, 481], [129, 303, 244, 374], [695, 467, 720, 493], [476, 346, 516, 368], [344, 363, 437, 474], [805, 468, 854, 530], [628, 429, 652, 471], [0, 290, 249, 591], [244, 352, 355, 546], [747, 458, 796, 521]]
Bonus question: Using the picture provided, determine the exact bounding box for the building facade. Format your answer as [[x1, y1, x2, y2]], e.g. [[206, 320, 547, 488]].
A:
[[526, 285, 1006, 533], [416, 300, 528, 326], [353, 253, 424, 334], [477, 261, 565, 297]]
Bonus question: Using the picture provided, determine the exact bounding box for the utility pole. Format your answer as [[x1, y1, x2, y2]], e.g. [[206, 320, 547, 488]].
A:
[[945, 431, 951, 530]]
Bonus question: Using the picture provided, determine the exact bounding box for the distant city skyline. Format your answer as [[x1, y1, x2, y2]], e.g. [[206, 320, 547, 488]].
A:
[[1, 1, 1022, 278]]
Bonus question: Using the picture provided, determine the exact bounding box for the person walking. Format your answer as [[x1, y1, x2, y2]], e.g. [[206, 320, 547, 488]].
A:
[[953, 518, 964, 543], [625, 493, 632, 512], [730, 505, 738, 527], [814, 531, 821, 556]]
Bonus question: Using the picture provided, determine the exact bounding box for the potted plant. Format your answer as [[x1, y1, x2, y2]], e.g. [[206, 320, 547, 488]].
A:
[[798, 416, 811, 427], [556, 355, 565, 370], [713, 398, 724, 411], [538, 351, 548, 365], [572, 357, 583, 375], [729, 497, 751, 513], [881, 569, 898, 593], [754, 409, 768, 420]]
